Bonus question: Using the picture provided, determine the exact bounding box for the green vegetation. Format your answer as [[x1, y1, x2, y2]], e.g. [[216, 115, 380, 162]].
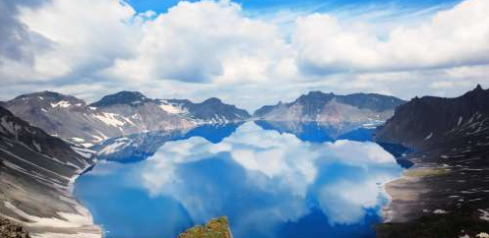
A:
[[177, 217, 233, 238]]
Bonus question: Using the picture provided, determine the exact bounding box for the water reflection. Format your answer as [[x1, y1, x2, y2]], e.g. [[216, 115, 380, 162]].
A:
[[254, 120, 374, 142], [75, 122, 403, 238], [92, 123, 243, 163]]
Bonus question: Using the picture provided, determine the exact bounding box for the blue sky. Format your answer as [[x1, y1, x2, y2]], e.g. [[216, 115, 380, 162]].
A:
[[0, 0, 488, 110], [127, 0, 462, 14]]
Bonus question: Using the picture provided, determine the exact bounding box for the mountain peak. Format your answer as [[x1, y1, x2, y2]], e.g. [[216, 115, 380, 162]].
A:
[[11, 91, 86, 107], [296, 91, 334, 103], [475, 84, 483, 91], [90, 91, 150, 107], [461, 84, 488, 99], [15, 91, 70, 101], [202, 97, 223, 104]]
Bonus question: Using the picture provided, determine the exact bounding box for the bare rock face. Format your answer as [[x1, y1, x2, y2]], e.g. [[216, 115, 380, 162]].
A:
[[0, 219, 30, 238], [253, 91, 405, 127], [177, 217, 233, 238]]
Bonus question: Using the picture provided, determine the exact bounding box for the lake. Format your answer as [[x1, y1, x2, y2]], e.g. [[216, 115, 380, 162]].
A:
[[74, 121, 404, 238]]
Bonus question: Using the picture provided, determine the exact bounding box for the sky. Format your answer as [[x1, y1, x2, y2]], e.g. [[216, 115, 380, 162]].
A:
[[0, 0, 488, 110]]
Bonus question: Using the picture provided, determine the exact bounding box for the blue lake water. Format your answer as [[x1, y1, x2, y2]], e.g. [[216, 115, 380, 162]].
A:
[[74, 121, 404, 238]]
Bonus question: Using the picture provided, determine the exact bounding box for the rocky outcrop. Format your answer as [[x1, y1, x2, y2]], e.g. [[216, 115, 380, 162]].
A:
[[0, 106, 101, 238], [0, 219, 30, 238], [177, 217, 233, 238], [254, 91, 404, 127]]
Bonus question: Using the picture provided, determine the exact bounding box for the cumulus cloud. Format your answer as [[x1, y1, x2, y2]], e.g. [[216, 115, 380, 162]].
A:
[[0, 0, 47, 62], [294, 0, 489, 74], [106, 0, 294, 84], [0, 0, 488, 109], [17, 0, 141, 80]]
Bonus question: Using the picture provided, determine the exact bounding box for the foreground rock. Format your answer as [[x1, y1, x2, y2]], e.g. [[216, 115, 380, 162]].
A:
[[375, 85, 489, 237], [0, 106, 101, 238], [0, 219, 30, 238], [177, 217, 233, 238]]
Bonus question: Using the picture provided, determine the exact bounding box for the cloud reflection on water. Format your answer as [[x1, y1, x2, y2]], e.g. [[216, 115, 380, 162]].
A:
[[129, 122, 402, 234]]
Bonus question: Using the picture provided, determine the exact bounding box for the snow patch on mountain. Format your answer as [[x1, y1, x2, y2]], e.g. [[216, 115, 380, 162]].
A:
[[93, 113, 126, 127], [98, 138, 132, 156], [159, 102, 187, 114], [50, 101, 72, 108]]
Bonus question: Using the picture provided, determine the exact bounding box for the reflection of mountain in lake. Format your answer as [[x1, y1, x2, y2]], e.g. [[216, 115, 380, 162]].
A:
[[75, 122, 403, 238], [254, 120, 374, 143], [93, 123, 243, 163]]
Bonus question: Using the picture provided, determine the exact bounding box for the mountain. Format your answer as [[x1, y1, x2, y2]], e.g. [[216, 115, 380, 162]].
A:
[[90, 91, 154, 107], [374, 85, 489, 238], [4, 91, 128, 146], [161, 97, 250, 123], [0, 106, 100, 237], [4, 91, 249, 146], [254, 91, 405, 127], [376, 84, 489, 148]]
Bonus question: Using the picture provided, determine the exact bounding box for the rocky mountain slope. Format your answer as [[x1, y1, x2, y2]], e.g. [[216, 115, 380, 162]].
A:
[[374, 85, 489, 238], [254, 91, 405, 127], [4, 91, 250, 146], [376, 84, 489, 149], [0, 106, 101, 238]]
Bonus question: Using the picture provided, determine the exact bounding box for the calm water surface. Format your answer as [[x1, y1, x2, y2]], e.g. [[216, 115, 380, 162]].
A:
[[74, 121, 404, 238]]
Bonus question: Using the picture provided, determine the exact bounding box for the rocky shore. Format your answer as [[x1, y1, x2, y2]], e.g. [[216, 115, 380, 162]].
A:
[[375, 86, 489, 238]]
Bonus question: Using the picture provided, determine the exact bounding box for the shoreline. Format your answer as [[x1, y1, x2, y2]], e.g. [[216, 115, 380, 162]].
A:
[[1, 155, 103, 238]]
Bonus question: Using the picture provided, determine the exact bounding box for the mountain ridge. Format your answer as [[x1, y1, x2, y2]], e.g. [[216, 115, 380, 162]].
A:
[[253, 91, 405, 127], [4, 91, 250, 146], [375, 84, 489, 148]]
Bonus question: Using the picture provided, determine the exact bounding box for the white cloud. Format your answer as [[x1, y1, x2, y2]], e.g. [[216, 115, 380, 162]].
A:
[[294, 0, 489, 74], [16, 0, 141, 80], [105, 0, 294, 84], [0, 0, 488, 110]]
